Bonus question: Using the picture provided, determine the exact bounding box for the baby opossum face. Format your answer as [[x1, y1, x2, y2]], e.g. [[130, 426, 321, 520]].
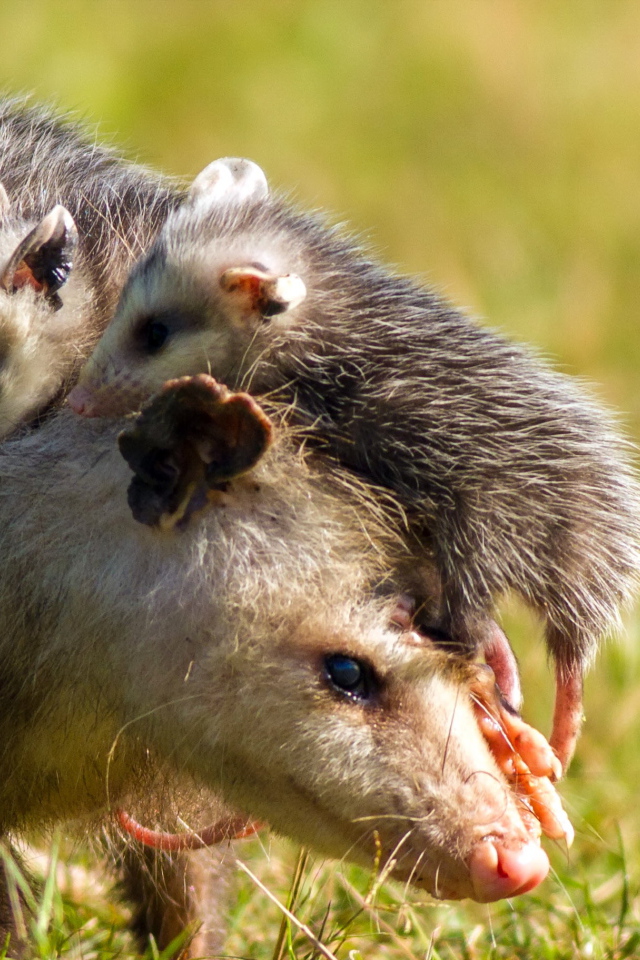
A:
[[69, 158, 308, 417], [0, 190, 84, 437]]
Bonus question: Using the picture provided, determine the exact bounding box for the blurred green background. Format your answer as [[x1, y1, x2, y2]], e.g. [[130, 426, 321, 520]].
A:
[[3, 1, 640, 955]]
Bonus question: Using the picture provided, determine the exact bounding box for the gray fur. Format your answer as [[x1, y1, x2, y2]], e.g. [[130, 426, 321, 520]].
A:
[[80, 178, 640, 734], [0, 402, 553, 954]]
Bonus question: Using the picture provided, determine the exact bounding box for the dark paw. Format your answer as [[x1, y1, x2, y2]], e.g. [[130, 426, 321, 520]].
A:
[[119, 374, 272, 529]]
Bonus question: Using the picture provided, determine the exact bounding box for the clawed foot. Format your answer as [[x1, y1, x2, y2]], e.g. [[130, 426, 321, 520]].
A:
[[470, 669, 573, 846], [118, 374, 272, 529]]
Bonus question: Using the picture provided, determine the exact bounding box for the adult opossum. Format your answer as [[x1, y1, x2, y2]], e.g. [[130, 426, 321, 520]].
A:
[[0, 100, 519, 958], [69, 158, 640, 770], [0, 97, 179, 438], [0, 375, 569, 956]]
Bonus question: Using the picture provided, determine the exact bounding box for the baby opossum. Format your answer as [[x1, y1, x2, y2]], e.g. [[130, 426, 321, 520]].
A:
[[69, 158, 640, 770], [0, 97, 179, 437]]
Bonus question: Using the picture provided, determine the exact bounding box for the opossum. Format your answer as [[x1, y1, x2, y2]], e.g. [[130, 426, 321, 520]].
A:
[[0, 101, 501, 958], [0, 97, 179, 438], [0, 97, 188, 952], [0, 375, 569, 956], [68, 157, 640, 770], [0, 104, 571, 951]]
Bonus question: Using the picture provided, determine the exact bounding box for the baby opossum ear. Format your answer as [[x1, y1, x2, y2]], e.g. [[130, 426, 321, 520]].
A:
[[220, 265, 306, 324], [0, 205, 77, 309], [0, 184, 10, 221], [189, 157, 269, 205]]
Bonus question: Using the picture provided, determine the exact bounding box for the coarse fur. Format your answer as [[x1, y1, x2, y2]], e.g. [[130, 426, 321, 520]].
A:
[[0, 96, 180, 437], [75, 164, 640, 765], [0, 402, 553, 954], [0, 105, 470, 957], [0, 97, 186, 952]]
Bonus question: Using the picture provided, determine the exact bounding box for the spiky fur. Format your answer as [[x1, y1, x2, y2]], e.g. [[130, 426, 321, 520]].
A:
[[83, 189, 640, 688]]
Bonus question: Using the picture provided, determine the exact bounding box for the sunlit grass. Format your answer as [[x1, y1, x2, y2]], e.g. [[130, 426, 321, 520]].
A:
[[11, 772, 640, 960]]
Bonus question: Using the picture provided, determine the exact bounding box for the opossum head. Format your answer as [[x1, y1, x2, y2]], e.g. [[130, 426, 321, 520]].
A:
[[105, 378, 555, 903], [69, 158, 312, 417], [13, 379, 560, 902], [0, 190, 87, 436], [160, 606, 552, 904]]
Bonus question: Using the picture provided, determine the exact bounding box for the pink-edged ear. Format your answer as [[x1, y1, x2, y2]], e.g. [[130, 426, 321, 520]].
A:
[[219, 265, 306, 323], [0, 205, 77, 307], [0, 184, 9, 221]]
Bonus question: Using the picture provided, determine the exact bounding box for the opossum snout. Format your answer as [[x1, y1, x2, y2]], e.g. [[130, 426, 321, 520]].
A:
[[407, 837, 549, 902], [68, 378, 145, 418], [467, 837, 549, 902], [67, 383, 99, 416]]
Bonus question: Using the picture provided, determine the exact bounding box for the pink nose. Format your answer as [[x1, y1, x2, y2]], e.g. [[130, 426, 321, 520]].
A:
[[468, 840, 549, 902], [67, 385, 98, 417]]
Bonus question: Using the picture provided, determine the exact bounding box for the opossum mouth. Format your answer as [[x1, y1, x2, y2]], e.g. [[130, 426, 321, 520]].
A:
[[409, 837, 550, 903], [115, 751, 550, 903], [212, 750, 547, 902]]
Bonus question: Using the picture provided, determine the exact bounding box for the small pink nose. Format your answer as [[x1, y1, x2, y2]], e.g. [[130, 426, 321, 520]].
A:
[[468, 840, 549, 902], [67, 385, 98, 417]]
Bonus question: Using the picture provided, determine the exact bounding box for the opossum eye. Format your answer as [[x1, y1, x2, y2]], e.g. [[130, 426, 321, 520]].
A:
[[141, 319, 170, 353], [324, 654, 376, 701]]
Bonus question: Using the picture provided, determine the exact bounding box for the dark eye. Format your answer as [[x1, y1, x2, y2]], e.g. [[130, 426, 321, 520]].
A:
[[324, 654, 376, 701], [142, 319, 169, 353]]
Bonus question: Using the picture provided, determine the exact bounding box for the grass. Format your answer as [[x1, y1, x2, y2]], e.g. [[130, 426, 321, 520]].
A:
[[7, 790, 640, 959], [1, 0, 640, 956]]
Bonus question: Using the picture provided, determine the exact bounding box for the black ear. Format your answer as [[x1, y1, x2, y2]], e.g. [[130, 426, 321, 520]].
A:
[[0, 205, 77, 308], [119, 375, 273, 529]]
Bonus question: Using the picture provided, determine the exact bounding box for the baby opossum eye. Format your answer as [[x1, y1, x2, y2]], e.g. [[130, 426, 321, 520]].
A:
[[139, 318, 170, 354], [324, 653, 377, 701]]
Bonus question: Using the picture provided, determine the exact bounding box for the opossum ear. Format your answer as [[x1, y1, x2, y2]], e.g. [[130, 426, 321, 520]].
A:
[[0, 184, 10, 221], [0, 205, 77, 309], [189, 157, 269, 205], [220, 265, 306, 323]]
